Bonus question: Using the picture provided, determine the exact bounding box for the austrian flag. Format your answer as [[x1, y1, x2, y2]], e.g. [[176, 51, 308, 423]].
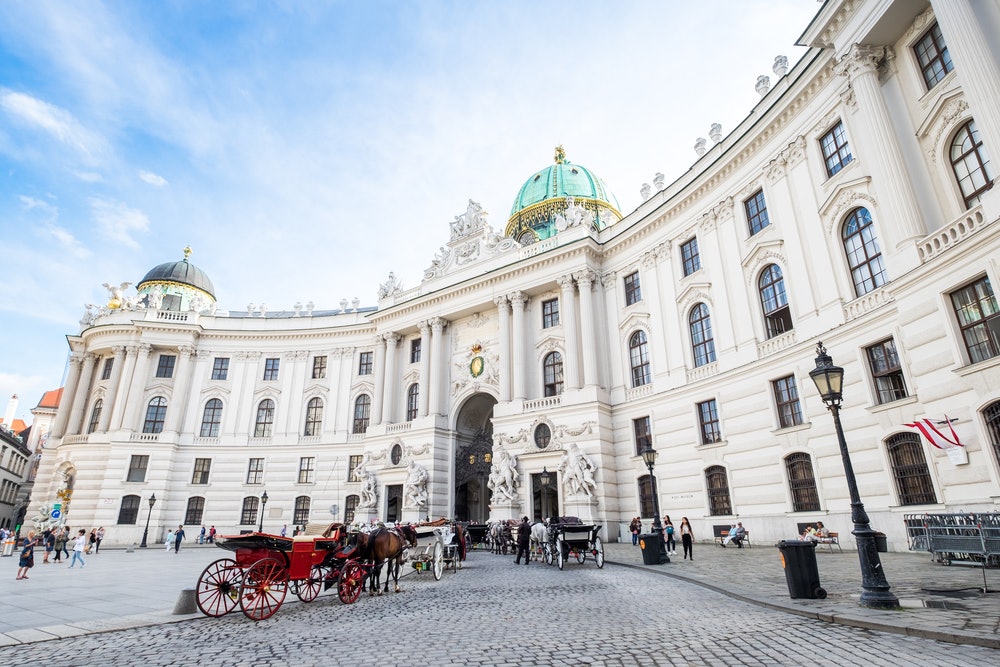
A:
[[904, 417, 964, 449]]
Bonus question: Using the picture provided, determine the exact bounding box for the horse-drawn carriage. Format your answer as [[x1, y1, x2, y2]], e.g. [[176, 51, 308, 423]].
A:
[[195, 526, 360, 620], [465, 523, 489, 551], [542, 517, 605, 570], [408, 521, 466, 579]]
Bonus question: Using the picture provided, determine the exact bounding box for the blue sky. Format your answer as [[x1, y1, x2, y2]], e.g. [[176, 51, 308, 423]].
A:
[[0, 0, 819, 424]]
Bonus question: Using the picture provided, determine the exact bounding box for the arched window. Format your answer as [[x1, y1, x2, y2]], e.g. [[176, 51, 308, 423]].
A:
[[185, 497, 205, 525], [638, 474, 655, 518], [950, 120, 994, 209], [785, 453, 820, 512], [629, 330, 651, 386], [689, 304, 716, 367], [200, 398, 223, 438], [87, 398, 103, 434], [759, 264, 792, 338], [117, 494, 140, 525], [705, 466, 731, 516], [142, 397, 167, 434], [886, 433, 937, 505], [353, 395, 371, 434], [294, 496, 311, 525], [254, 399, 275, 437], [842, 207, 887, 296], [344, 494, 360, 524], [406, 384, 419, 421], [984, 401, 1000, 468], [543, 352, 563, 397], [240, 496, 260, 525], [304, 397, 323, 436]]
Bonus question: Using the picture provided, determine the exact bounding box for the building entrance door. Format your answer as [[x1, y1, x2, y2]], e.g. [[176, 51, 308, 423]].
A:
[[532, 473, 558, 522], [385, 484, 402, 523]]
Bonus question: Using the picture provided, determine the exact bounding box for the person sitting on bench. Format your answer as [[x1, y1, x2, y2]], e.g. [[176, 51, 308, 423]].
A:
[[722, 522, 746, 548], [803, 521, 829, 542]]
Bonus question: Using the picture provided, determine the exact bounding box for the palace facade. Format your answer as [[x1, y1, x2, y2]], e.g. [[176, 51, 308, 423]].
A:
[[31, 0, 1000, 549]]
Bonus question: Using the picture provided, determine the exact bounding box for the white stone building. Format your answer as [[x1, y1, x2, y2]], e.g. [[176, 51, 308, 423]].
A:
[[30, 0, 1000, 549]]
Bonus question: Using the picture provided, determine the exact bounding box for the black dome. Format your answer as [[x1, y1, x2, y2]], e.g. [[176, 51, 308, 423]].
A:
[[138, 259, 216, 298]]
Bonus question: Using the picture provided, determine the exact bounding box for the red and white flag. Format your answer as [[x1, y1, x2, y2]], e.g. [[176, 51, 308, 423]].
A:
[[904, 416, 963, 449]]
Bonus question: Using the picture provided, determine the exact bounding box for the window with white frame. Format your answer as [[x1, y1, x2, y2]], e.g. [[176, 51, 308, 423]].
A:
[[820, 121, 853, 177], [624, 271, 642, 305], [254, 399, 275, 437], [866, 339, 908, 404], [200, 399, 223, 438], [629, 330, 651, 387], [758, 264, 792, 338], [842, 207, 887, 297], [950, 276, 1000, 364], [304, 397, 323, 436], [914, 22, 953, 90], [744, 189, 770, 236], [950, 120, 994, 210], [689, 303, 716, 367], [298, 457, 315, 484]]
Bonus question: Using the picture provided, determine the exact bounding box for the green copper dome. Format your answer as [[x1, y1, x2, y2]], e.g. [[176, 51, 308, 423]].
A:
[[506, 146, 621, 243]]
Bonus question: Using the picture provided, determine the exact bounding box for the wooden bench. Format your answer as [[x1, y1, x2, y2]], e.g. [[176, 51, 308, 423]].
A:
[[796, 522, 842, 552], [713, 524, 751, 548]]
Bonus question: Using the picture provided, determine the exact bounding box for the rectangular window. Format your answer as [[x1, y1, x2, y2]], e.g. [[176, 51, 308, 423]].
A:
[[697, 400, 722, 445], [155, 354, 176, 379], [681, 238, 701, 276], [294, 497, 311, 525], [624, 271, 642, 306], [211, 357, 229, 381], [263, 358, 280, 381], [951, 276, 1000, 364], [100, 357, 114, 380], [867, 339, 908, 404], [348, 454, 363, 482], [772, 375, 803, 429], [820, 121, 853, 177], [127, 455, 149, 483], [744, 189, 770, 235], [542, 298, 560, 328], [247, 458, 264, 485], [410, 339, 422, 364], [298, 457, 315, 484], [358, 351, 373, 375], [633, 416, 652, 457], [240, 497, 259, 525], [192, 458, 211, 485], [312, 355, 327, 379], [915, 23, 953, 90], [117, 496, 140, 525]]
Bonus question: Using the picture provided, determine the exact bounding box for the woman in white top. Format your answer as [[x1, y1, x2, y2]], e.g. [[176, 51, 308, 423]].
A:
[[69, 529, 87, 568]]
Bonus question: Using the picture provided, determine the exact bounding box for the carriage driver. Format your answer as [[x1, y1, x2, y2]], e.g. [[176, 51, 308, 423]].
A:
[[514, 516, 532, 565]]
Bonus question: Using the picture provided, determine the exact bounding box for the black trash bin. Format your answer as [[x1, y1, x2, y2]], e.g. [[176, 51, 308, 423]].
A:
[[639, 533, 666, 565], [778, 540, 826, 599]]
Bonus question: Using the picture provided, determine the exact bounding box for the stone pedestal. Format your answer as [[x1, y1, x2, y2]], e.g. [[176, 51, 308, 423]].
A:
[[562, 493, 596, 523], [489, 500, 521, 522], [402, 507, 428, 524]]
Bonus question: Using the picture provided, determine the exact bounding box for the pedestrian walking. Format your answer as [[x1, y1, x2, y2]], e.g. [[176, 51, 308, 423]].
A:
[[165, 529, 174, 551], [86, 528, 97, 554], [680, 517, 694, 561], [209, 525, 216, 543], [174, 525, 186, 553], [513, 516, 531, 565], [629, 517, 641, 546], [95, 527, 105, 553], [68, 529, 87, 568], [16, 532, 37, 580], [53, 527, 68, 563], [663, 515, 676, 555], [42, 529, 55, 563], [199, 526, 206, 544], [280, 524, 287, 537]]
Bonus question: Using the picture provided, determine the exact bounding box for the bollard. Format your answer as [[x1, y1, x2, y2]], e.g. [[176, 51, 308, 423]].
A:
[[173, 588, 198, 615], [126, 543, 135, 553]]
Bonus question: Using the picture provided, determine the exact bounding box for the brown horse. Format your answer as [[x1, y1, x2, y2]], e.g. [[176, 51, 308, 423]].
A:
[[355, 526, 417, 595]]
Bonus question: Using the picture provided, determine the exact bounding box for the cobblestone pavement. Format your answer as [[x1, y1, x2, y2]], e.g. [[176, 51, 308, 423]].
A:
[[1, 547, 998, 666]]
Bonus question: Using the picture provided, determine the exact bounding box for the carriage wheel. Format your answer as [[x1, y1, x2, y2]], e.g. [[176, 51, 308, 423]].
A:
[[296, 565, 327, 603], [239, 558, 288, 620], [593, 537, 605, 569], [432, 541, 444, 581], [544, 543, 554, 566], [196, 558, 243, 617], [338, 560, 364, 604], [575, 547, 586, 564], [556, 538, 565, 570]]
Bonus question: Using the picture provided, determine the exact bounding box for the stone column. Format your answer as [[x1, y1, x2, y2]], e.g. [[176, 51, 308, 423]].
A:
[[418, 322, 431, 416], [333, 348, 354, 435], [837, 45, 925, 248], [494, 297, 511, 401], [371, 335, 386, 425], [575, 270, 599, 388], [600, 272, 625, 389], [931, 1, 1000, 159], [428, 318, 447, 415], [510, 293, 528, 400], [558, 275, 580, 391], [66, 353, 97, 436], [165, 345, 195, 433], [97, 346, 126, 432], [282, 350, 307, 435], [50, 353, 83, 438], [123, 344, 153, 431], [109, 345, 138, 430], [381, 333, 400, 423]]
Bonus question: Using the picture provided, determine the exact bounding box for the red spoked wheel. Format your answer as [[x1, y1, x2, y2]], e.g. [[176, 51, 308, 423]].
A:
[[239, 557, 289, 620], [196, 558, 243, 617], [338, 560, 365, 604], [296, 565, 327, 603]]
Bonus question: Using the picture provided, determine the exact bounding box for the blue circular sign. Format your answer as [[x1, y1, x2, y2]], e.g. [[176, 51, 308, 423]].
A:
[[50, 509, 61, 519]]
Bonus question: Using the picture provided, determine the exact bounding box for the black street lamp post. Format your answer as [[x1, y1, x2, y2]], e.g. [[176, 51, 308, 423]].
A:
[[140, 493, 156, 548], [540, 467, 551, 520], [809, 342, 898, 609], [258, 490, 268, 533], [640, 445, 670, 564]]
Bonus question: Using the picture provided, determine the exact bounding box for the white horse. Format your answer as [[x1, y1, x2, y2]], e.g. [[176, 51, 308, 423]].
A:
[[529, 521, 548, 561]]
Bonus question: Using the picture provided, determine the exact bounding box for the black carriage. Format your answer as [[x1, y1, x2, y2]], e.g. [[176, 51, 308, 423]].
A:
[[465, 523, 489, 551], [543, 517, 604, 570]]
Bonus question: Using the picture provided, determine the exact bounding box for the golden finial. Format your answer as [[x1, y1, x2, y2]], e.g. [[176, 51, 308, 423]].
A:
[[183, 245, 192, 260], [554, 145, 566, 164]]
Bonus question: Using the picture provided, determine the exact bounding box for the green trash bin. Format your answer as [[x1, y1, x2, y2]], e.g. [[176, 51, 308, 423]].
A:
[[778, 540, 827, 599]]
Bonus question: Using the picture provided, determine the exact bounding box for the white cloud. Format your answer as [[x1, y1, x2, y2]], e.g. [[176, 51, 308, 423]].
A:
[[0, 89, 106, 163], [89, 198, 150, 249], [138, 170, 168, 187], [75, 171, 103, 182], [18, 195, 55, 214]]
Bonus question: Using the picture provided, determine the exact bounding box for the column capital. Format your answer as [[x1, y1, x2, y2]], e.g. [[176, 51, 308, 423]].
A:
[[601, 271, 617, 288], [178, 344, 195, 358], [418, 320, 431, 334], [493, 295, 510, 308], [69, 352, 85, 368], [428, 317, 448, 330], [835, 44, 888, 81], [112, 345, 127, 357], [557, 274, 576, 291], [137, 343, 153, 357], [574, 270, 597, 288], [196, 349, 212, 360], [509, 291, 528, 308], [382, 332, 401, 347]]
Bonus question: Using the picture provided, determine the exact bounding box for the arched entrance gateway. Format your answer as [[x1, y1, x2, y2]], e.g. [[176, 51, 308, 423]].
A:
[[453, 393, 497, 523]]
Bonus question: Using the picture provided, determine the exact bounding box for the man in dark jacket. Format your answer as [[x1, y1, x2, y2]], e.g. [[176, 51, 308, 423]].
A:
[[514, 516, 531, 565]]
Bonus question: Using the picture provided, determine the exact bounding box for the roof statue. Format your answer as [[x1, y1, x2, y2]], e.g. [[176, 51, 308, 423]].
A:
[[554, 144, 566, 164], [377, 272, 403, 300], [449, 199, 488, 241]]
